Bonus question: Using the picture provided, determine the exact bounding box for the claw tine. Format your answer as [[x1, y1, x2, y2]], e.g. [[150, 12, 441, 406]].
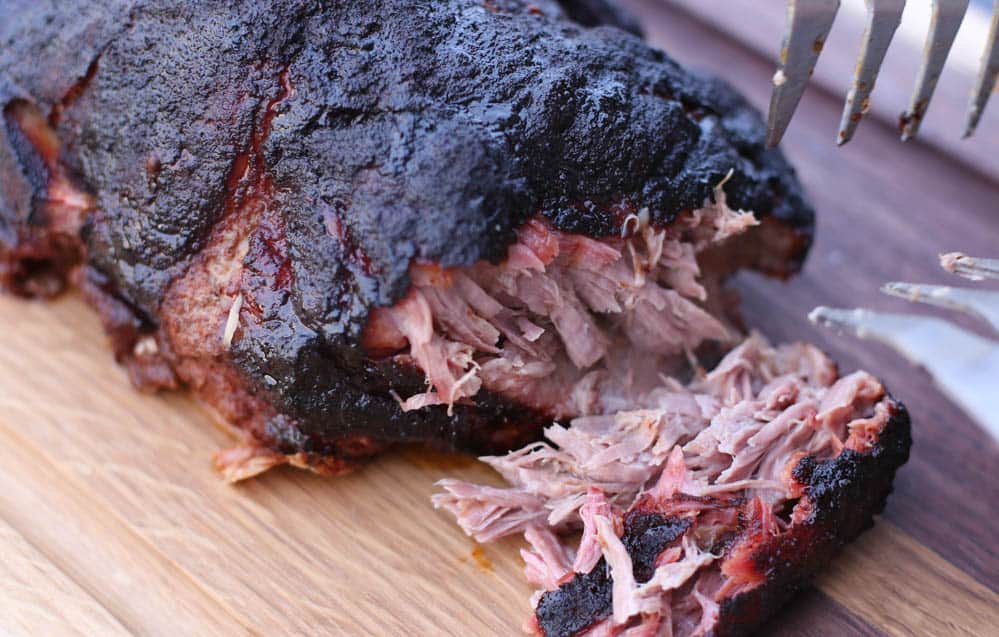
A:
[[838, 0, 906, 145], [900, 0, 971, 141], [809, 307, 999, 437], [807, 307, 992, 365], [766, 0, 842, 147], [964, 0, 999, 137], [940, 252, 999, 280], [881, 282, 999, 332]]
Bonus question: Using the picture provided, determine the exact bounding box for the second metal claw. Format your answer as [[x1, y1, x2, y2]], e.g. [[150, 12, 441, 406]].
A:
[[810, 252, 999, 443]]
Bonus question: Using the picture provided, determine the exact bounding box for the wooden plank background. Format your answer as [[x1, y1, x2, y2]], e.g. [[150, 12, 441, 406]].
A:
[[1, 2, 997, 635]]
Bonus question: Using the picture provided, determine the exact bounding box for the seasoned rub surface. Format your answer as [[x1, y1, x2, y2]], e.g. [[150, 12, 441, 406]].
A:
[[1, 0, 812, 460]]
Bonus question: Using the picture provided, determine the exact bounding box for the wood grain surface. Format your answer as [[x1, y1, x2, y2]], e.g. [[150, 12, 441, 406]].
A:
[[2, 3, 997, 635]]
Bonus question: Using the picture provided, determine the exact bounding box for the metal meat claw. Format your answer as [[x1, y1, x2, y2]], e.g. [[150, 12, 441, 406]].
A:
[[767, 0, 998, 146], [810, 253, 999, 442]]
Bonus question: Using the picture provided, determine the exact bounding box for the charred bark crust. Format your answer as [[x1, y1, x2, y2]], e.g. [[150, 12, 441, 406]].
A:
[[1, 0, 814, 461], [715, 398, 912, 636], [537, 514, 693, 637], [528, 397, 911, 637]]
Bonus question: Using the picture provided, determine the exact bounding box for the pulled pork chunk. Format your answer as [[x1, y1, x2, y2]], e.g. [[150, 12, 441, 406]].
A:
[[2, 0, 819, 472], [435, 335, 907, 636], [435, 335, 883, 541], [375, 188, 755, 422], [416, 183, 908, 636], [358, 174, 908, 637]]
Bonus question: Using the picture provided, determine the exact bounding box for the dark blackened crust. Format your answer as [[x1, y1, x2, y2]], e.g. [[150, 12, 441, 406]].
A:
[[537, 515, 693, 637], [1, 1, 815, 470], [0, 100, 90, 297], [2, 0, 814, 317], [715, 398, 912, 636], [536, 564, 613, 637], [0, 230, 82, 298], [269, 373, 552, 458], [0, 0, 131, 294], [555, 0, 644, 36], [257, 348, 551, 457]]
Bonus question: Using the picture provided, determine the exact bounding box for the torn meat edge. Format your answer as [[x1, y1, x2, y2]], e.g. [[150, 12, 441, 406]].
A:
[[415, 182, 909, 637], [433, 334, 910, 637], [362, 182, 759, 420]]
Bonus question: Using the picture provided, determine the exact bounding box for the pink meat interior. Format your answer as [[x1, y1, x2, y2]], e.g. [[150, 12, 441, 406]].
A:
[[370, 192, 894, 635], [434, 335, 892, 636], [365, 192, 760, 420]]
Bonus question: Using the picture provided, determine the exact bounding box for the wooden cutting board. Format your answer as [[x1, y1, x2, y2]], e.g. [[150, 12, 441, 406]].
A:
[[2, 3, 997, 635]]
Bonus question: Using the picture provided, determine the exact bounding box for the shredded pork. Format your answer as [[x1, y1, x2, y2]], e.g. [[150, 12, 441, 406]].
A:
[[434, 334, 891, 635], [371, 189, 756, 419], [416, 190, 891, 636], [358, 182, 894, 635], [434, 335, 886, 540]]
